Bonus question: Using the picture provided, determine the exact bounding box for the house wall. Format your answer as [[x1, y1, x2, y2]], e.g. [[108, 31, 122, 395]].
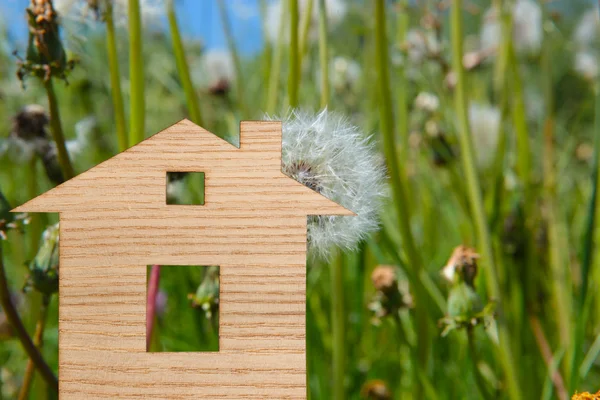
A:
[[57, 215, 309, 398]]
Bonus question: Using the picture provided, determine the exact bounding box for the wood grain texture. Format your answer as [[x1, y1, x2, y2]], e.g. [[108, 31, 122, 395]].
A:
[[13, 120, 353, 399]]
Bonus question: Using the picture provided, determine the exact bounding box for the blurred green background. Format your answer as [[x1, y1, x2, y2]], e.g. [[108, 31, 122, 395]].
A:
[[1, 0, 600, 399]]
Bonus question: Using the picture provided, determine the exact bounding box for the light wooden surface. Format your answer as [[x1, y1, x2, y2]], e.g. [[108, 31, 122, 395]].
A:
[[13, 120, 353, 399]]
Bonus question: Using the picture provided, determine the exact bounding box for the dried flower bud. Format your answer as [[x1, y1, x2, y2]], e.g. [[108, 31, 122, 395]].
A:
[[188, 266, 220, 319], [11, 104, 49, 141], [17, 0, 75, 82], [371, 265, 397, 294], [369, 265, 412, 323], [441, 245, 479, 286], [360, 379, 392, 399], [25, 223, 59, 296]]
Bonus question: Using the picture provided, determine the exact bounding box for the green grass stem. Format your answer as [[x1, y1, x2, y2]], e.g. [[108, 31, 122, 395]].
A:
[[317, 0, 329, 108], [217, 0, 248, 117], [105, 2, 128, 151], [128, 0, 145, 145], [450, 2, 521, 398], [331, 253, 346, 400], [167, 0, 203, 126], [266, 0, 287, 114], [374, 1, 430, 391], [0, 242, 58, 393], [44, 78, 75, 180], [288, 0, 300, 108]]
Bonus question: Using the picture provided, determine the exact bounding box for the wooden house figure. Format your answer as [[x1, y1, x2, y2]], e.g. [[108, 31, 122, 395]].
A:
[[13, 119, 353, 399]]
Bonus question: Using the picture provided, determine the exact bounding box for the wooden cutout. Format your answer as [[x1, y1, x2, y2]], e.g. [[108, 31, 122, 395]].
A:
[[12, 120, 353, 399]]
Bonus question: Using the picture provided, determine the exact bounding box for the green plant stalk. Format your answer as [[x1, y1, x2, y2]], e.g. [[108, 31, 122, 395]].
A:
[[508, 46, 531, 191], [467, 329, 493, 400], [258, 0, 272, 86], [167, 0, 203, 126], [27, 158, 41, 258], [392, 313, 440, 400], [331, 253, 345, 400], [298, 0, 314, 61], [128, 0, 145, 145], [44, 78, 75, 180], [317, 0, 329, 108], [374, 0, 430, 387], [105, 2, 128, 151], [217, 0, 247, 116], [265, 0, 287, 114], [529, 315, 569, 400], [569, 79, 600, 391], [540, 8, 572, 373], [18, 295, 51, 400], [395, 0, 409, 157], [288, 0, 300, 108], [0, 242, 58, 393], [493, 0, 511, 98], [450, 1, 521, 399]]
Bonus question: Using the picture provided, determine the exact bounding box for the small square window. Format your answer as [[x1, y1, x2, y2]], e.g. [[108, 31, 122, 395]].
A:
[[146, 265, 219, 352], [166, 172, 205, 205]]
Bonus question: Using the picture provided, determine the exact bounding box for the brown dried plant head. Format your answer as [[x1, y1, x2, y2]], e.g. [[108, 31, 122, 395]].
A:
[[441, 245, 480, 287]]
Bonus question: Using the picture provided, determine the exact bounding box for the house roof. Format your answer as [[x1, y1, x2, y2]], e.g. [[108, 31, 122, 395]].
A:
[[12, 119, 354, 217]]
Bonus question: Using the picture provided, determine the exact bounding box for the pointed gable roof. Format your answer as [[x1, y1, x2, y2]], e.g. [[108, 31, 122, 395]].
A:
[[12, 119, 354, 216]]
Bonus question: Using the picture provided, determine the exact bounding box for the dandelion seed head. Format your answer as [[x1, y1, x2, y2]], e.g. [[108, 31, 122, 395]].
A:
[[468, 103, 501, 168], [574, 50, 599, 81], [266, 109, 387, 259], [195, 49, 235, 93], [405, 28, 439, 64], [1, 105, 49, 164], [574, 9, 600, 48], [480, 0, 542, 55], [54, 0, 163, 28], [316, 56, 361, 92], [414, 92, 440, 113], [65, 116, 96, 157]]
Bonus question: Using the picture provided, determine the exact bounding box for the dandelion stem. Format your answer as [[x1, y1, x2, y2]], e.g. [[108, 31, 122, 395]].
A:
[[258, 0, 272, 86], [105, 1, 128, 151], [298, 0, 314, 63], [217, 0, 247, 117], [266, 0, 287, 114], [0, 242, 58, 393], [395, 0, 409, 157], [146, 264, 161, 351], [167, 0, 203, 126], [374, 0, 430, 390], [27, 158, 41, 258], [288, 0, 300, 108], [331, 253, 345, 400], [467, 328, 493, 400], [529, 315, 568, 400], [569, 56, 600, 393], [450, 1, 521, 398], [18, 295, 51, 400], [128, 0, 145, 145], [44, 78, 74, 180], [317, 0, 329, 108], [539, 6, 572, 374]]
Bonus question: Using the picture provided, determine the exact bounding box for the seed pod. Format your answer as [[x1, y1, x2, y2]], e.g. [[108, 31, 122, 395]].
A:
[[26, 223, 59, 296], [188, 266, 220, 319], [18, 0, 74, 82]]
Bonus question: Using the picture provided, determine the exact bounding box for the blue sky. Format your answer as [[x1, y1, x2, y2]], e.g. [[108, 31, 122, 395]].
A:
[[0, 0, 265, 55]]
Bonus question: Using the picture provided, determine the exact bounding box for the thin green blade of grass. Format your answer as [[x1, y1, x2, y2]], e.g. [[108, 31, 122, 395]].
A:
[[449, 1, 522, 398], [166, 0, 203, 126], [105, 1, 128, 151], [128, 0, 145, 145]]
